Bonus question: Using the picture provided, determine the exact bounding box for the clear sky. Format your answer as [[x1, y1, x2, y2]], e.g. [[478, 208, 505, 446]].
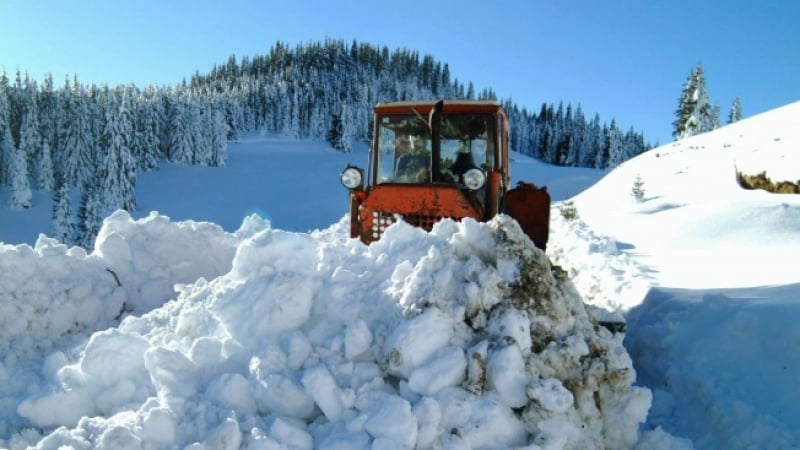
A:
[[2, 0, 798, 145]]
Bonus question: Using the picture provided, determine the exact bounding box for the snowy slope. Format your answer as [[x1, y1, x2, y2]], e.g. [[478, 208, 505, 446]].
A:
[[549, 101, 800, 449], [1, 100, 799, 449]]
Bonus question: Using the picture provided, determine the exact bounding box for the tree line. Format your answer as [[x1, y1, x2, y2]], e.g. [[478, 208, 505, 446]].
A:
[[1, 38, 653, 247], [190, 39, 653, 164], [0, 73, 229, 247]]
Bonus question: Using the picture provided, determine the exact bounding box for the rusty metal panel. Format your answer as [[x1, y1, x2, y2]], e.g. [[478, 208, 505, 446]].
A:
[[504, 183, 551, 251]]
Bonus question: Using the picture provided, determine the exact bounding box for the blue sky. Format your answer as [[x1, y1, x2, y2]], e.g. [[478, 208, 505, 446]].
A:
[[2, 0, 798, 145]]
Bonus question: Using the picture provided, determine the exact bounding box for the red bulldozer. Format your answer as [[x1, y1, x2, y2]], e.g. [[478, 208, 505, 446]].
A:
[[340, 100, 551, 251]]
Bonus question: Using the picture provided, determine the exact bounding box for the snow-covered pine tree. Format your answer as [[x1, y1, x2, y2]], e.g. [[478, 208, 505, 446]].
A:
[[728, 97, 742, 124], [631, 173, 646, 201], [566, 104, 586, 167], [624, 126, 646, 162], [166, 96, 194, 164], [581, 114, 602, 168], [209, 109, 228, 166], [22, 74, 42, 172], [673, 63, 718, 140], [190, 101, 212, 165], [133, 89, 161, 171], [596, 124, 610, 168], [38, 74, 60, 162], [99, 90, 137, 213], [58, 84, 95, 187], [76, 176, 104, 249], [8, 143, 32, 208], [51, 179, 74, 244], [37, 140, 54, 191], [309, 104, 327, 140], [327, 111, 344, 151], [673, 68, 696, 140], [606, 120, 626, 168], [0, 80, 11, 186], [466, 82, 475, 100], [339, 104, 354, 152], [283, 90, 300, 140], [20, 100, 54, 191]]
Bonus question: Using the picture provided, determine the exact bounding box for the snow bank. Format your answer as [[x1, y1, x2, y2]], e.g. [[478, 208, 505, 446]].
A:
[[2, 212, 651, 449], [0, 211, 237, 438], [547, 211, 653, 319], [625, 285, 800, 449]]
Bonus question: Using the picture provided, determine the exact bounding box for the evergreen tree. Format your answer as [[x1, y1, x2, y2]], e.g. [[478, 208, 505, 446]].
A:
[[99, 92, 137, 212], [631, 173, 646, 201], [59, 85, 94, 187], [209, 109, 229, 166], [166, 97, 194, 164], [37, 140, 54, 191], [606, 120, 626, 168], [189, 101, 212, 165], [282, 90, 300, 140], [20, 101, 50, 190], [133, 89, 161, 171], [466, 82, 475, 100], [728, 97, 742, 124], [327, 112, 344, 151], [8, 69, 25, 149], [8, 144, 32, 208], [38, 73, 60, 160], [51, 180, 74, 244], [76, 176, 104, 249], [339, 104, 354, 152], [582, 114, 602, 168], [673, 63, 718, 140], [0, 79, 11, 186]]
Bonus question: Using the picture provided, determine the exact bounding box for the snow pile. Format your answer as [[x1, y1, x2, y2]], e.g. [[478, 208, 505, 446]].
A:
[[2, 211, 650, 449]]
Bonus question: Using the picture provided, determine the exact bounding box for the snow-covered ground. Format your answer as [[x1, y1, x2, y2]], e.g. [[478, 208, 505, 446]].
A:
[[1, 101, 799, 449]]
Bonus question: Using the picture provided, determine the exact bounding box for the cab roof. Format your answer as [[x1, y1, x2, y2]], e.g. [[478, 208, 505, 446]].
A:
[[374, 100, 506, 116]]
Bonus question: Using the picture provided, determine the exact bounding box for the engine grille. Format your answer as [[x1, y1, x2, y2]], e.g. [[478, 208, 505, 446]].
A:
[[366, 210, 445, 241], [369, 210, 397, 240], [401, 214, 440, 231]]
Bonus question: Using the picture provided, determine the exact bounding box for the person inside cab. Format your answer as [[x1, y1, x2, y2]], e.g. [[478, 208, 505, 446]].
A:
[[394, 133, 430, 182], [449, 143, 477, 178]]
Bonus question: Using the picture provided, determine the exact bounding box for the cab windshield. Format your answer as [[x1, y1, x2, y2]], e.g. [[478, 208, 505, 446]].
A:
[[375, 112, 496, 184]]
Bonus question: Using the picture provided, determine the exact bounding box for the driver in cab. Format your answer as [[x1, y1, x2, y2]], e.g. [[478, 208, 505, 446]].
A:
[[394, 133, 429, 182]]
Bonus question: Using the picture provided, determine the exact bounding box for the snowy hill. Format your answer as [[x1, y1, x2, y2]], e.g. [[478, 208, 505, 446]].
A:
[[551, 101, 800, 448], [1, 101, 799, 449]]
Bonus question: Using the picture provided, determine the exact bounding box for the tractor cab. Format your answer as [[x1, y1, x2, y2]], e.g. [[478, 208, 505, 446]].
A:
[[341, 100, 550, 250]]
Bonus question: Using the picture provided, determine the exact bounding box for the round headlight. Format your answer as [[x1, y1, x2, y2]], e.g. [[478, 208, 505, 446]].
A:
[[463, 168, 486, 190], [341, 167, 362, 190]]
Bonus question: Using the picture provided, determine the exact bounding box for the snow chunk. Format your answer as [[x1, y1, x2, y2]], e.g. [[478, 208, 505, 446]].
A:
[[407, 346, 466, 396], [488, 343, 529, 408], [302, 364, 345, 422], [356, 391, 417, 448], [528, 378, 574, 414], [344, 319, 372, 360], [384, 308, 453, 378]]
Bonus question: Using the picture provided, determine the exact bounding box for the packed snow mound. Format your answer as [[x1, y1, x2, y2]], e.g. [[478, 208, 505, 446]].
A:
[[547, 212, 653, 315], [2, 211, 650, 449]]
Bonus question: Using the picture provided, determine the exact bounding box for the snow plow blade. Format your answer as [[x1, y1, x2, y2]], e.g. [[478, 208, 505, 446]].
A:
[[504, 182, 551, 251]]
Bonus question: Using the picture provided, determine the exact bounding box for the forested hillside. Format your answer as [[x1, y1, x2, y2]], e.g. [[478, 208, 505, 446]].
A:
[[191, 39, 651, 164], [0, 39, 651, 246]]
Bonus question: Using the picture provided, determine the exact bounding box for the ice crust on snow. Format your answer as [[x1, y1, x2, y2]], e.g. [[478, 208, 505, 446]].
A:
[[1, 211, 650, 449]]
